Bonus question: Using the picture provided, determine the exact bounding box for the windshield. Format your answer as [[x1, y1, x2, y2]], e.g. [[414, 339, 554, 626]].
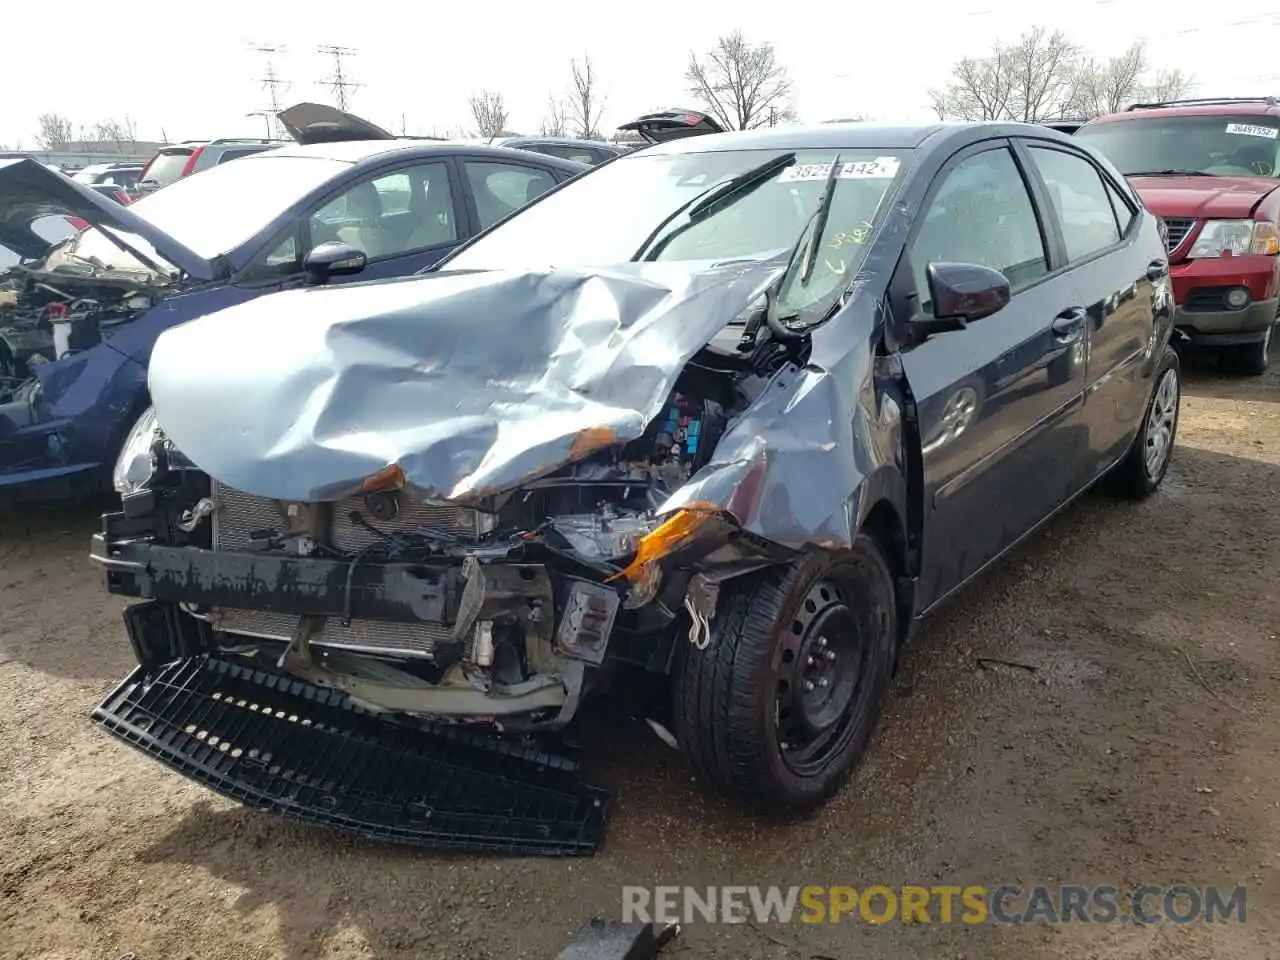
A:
[[1076, 115, 1280, 178], [444, 148, 908, 304], [70, 152, 349, 273]]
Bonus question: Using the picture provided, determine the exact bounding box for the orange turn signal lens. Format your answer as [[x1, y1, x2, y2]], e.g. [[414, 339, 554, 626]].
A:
[[1251, 222, 1280, 256], [361, 464, 406, 494], [608, 505, 719, 583]]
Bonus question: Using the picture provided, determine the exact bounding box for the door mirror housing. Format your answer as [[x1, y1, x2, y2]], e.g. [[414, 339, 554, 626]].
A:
[[906, 261, 1011, 340], [303, 241, 367, 284]]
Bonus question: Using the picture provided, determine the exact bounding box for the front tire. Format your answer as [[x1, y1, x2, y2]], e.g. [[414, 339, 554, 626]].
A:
[[1106, 346, 1180, 500], [1221, 324, 1272, 377], [671, 537, 898, 815]]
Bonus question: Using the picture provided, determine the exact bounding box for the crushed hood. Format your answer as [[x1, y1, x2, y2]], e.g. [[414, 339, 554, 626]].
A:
[[278, 102, 395, 144], [148, 262, 776, 504], [0, 158, 217, 280], [1128, 174, 1279, 220]]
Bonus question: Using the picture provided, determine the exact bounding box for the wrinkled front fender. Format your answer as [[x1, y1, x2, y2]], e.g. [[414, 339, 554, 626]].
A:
[[658, 296, 909, 555]]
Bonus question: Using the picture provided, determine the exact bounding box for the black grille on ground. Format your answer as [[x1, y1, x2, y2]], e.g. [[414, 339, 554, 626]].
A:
[[92, 657, 610, 856], [1164, 217, 1195, 253]]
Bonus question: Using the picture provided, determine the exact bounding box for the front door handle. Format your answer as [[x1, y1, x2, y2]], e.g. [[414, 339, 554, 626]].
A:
[[1146, 259, 1168, 281], [1051, 306, 1087, 342]]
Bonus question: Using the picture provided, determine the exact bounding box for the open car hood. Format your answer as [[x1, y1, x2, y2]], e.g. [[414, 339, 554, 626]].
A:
[[0, 158, 217, 280], [147, 262, 776, 505], [278, 102, 395, 144], [617, 109, 725, 143]]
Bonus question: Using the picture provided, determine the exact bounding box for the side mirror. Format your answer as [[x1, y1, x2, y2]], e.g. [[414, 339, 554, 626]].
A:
[[303, 241, 367, 284], [909, 262, 1011, 339]]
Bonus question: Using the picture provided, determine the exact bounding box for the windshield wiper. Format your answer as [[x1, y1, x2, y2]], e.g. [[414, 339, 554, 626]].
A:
[[756, 154, 847, 341], [1126, 169, 1221, 177], [797, 154, 842, 286], [631, 151, 796, 262]]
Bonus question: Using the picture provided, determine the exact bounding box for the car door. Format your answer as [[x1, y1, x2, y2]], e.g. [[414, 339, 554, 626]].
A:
[[897, 140, 1090, 610], [236, 159, 469, 288], [1018, 139, 1162, 475], [458, 157, 562, 234]]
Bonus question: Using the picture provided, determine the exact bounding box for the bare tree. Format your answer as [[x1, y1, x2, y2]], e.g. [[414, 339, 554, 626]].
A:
[[933, 30, 1196, 122], [1067, 41, 1151, 117], [35, 113, 75, 149], [540, 94, 569, 136], [686, 31, 795, 130], [931, 28, 1077, 121], [567, 55, 606, 139], [468, 90, 510, 141], [1143, 68, 1193, 104], [90, 117, 139, 151], [929, 55, 1017, 121]]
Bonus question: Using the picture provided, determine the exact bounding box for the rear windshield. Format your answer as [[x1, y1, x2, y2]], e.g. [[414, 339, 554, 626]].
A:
[[1076, 115, 1280, 178], [140, 148, 194, 187]]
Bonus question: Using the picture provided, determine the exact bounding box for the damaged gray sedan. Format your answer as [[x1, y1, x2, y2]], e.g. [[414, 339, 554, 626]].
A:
[[90, 121, 1178, 841]]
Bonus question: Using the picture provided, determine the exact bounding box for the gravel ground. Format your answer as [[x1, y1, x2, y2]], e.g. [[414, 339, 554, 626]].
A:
[[1, 356, 1278, 960]]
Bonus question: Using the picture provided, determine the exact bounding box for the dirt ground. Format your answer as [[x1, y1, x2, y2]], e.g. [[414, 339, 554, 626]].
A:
[[1, 356, 1278, 960]]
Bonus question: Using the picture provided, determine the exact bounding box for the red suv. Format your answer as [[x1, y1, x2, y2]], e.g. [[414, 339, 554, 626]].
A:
[[1075, 97, 1280, 375]]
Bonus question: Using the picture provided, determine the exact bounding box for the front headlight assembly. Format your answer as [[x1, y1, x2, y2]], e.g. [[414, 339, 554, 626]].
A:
[[1189, 220, 1280, 258], [113, 406, 160, 495]]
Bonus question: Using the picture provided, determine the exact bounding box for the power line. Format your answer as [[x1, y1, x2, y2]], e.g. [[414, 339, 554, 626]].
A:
[[249, 43, 290, 139], [318, 44, 361, 111]]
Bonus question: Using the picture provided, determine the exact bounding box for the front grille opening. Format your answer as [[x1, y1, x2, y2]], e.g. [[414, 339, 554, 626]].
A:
[[1164, 218, 1195, 253]]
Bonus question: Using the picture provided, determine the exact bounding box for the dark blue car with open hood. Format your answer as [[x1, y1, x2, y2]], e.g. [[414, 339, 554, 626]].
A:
[[0, 111, 584, 502]]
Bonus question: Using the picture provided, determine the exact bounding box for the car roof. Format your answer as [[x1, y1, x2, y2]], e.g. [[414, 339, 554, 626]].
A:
[[633, 121, 1073, 156], [1087, 99, 1280, 125], [246, 138, 588, 170]]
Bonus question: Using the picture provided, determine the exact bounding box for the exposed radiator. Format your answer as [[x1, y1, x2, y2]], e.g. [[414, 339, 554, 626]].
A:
[[207, 481, 470, 659]]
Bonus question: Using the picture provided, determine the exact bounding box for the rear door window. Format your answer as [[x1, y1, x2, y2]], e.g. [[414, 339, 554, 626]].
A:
[[1026, 146, 1122, 262], [463, 160, 558, 230]]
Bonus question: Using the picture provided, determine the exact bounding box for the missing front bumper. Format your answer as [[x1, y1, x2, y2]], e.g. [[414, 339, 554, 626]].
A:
[[91, 655, 612, 855]]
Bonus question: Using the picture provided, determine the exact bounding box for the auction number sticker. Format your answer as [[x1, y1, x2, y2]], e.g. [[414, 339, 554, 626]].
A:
[[1225, 122, 1279, 140], [779, 156, 902, 182]]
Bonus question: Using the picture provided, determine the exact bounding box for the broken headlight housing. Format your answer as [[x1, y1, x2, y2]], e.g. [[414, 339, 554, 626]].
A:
[[113, 406, 159, 495]]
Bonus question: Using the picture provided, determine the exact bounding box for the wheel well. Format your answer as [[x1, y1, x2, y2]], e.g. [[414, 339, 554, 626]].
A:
[[859, 500, 913, 655]]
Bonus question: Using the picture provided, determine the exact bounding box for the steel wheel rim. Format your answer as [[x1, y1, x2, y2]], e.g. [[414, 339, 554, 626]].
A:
[[1263, 325, 1272, 364], [773, 578, 869, 777], [1144, 367, 1179, 478]]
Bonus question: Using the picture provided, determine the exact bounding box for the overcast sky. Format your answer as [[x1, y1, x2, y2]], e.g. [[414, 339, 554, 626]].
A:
[[3, 0, 1279, 146]]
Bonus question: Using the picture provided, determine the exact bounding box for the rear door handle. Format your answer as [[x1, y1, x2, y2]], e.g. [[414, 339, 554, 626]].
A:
[[1146, 260, 1168, 281], [1051, 306, 1087, 342]]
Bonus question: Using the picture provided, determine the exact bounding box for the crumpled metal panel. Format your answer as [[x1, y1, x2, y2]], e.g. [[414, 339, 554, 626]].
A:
[[654, 267, 906, 552], [148, 263, 775, 505]]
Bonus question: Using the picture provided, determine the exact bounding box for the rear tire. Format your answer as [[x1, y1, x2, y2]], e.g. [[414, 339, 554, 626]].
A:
[[1106, 346, 1180, 500], [671, 537, 898, 816], [1221, 324, 1272, 377]]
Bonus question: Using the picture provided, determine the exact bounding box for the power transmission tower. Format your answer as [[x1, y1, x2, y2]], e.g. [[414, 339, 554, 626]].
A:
[[318, 44, 361, 110], [249, 43, 290, 138]]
